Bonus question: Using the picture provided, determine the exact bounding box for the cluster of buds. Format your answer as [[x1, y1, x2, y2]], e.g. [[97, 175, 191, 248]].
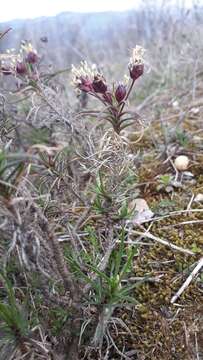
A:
[[72, 61, 126, 104], [72, 46, 145, 133], [0, 41, 39, 79]]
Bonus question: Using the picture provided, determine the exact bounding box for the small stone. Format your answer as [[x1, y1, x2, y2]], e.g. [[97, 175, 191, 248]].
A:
[[190, 107, 199, 115], [130, 198, 154, 225], [172, 100, 179, 108], [165, 185, 174, 193], [182, 171, 194, 178], [174, 155, 189, 171], [193, 136, 202, 143], [171, 180, 183, 188], [194, 193, 203, 203]]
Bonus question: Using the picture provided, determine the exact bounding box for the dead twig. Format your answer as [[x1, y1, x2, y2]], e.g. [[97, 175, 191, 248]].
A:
[[131, 229, 195, 256], [171, 257, 203, 304], [0, 28, 12, 40], [74, 193, 97, 231]]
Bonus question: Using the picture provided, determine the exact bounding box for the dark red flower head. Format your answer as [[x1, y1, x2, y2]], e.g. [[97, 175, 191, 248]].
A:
[[115, 84, 127, 103], [26, 51, 38, 64], [92, 75, 107, 94], [129, 63, 144, 81], [78, 77, 93, 92], [16, 62, 27, 75]]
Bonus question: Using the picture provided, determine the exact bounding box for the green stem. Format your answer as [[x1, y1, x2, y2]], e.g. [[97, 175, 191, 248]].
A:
[[119, 79, 135, 116]]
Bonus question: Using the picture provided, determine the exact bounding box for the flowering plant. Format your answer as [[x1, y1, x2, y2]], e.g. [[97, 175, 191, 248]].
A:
[[0, 40, 39, 83], [72, 45, 145, 134]]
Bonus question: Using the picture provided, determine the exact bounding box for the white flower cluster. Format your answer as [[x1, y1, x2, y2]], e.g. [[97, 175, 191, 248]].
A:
[[0, 49, 19, 69], [129, 45, 145, 66], [71, 61, 98, 86], [0, 42, 37, 71], [20, 42, 37, 56]]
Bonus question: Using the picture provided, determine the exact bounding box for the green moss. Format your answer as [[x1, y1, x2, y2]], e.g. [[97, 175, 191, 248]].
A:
[[111, 121, 203, 358]]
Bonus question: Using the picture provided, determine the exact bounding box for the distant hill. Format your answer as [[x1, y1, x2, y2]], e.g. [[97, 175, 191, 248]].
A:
[[0, 11, 139, 67], [1, 7, 200, 68]]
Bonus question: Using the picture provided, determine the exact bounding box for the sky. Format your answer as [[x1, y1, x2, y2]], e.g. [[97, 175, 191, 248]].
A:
[[0, 0, 198, 23]]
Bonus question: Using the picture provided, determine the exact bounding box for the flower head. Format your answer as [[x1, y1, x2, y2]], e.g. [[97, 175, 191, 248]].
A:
[[71, 61, 107, 94], [78, 77, 93, 93], [0, 42, 38, 77], [72, 62, 94, 88], [92, 75, 107, 94], [129, 45, 145, 80], [26, 51, 38, 64], [20, 42, 38, 64]]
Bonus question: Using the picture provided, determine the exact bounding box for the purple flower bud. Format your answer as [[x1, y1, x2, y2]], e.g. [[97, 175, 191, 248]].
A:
[[26, 51, 38, 64], [1, 66, 12, 75], [129, 63, 144, 80], [16, 62, 27, 75], [92, 76, 107, 94], [115, 84, 127, 103]]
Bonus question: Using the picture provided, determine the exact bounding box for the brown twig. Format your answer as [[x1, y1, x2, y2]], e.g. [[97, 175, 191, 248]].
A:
[[131, 229, 195, 256], [171, 257, 203, 304]]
